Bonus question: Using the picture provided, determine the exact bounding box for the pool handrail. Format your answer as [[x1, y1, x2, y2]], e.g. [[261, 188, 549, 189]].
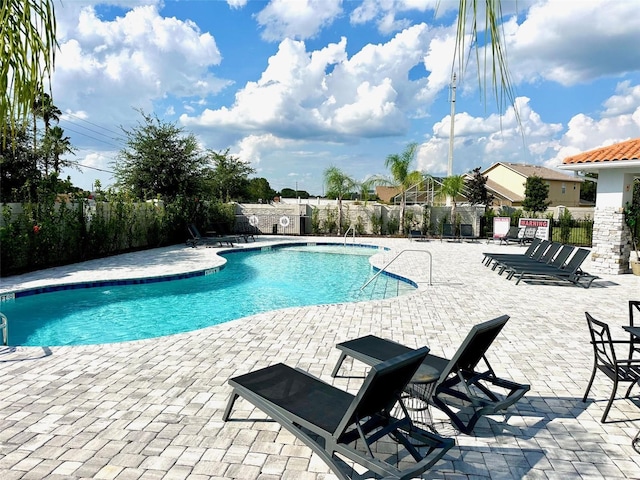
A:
[[0, 313, 7, 346], [361, 249, 432, 290], [343, 225, 356, 245]]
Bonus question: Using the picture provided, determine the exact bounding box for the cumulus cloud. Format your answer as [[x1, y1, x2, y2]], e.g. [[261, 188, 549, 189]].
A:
[[256, 0, 343, 41], [53, 3, 229, 127], [507, 0, 640, 86], [226, 0, 247, 8], [350, 0, 440, 34], [182, 23, 433, 141], [417, 97, 564, 175]]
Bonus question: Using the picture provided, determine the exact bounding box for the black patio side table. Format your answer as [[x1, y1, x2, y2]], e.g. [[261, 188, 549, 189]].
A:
[[401, 362, 440, 436]]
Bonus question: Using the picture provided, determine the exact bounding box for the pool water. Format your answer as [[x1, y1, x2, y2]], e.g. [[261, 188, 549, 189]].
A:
[[1, 244, 415, 346]]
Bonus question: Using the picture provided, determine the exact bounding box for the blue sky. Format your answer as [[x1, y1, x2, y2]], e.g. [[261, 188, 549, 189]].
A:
[[52, 0, 640, 196]]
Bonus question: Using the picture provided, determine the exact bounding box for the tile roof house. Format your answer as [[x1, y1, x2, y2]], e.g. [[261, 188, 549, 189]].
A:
[[562, 137, 640, 165], [559, 137, 640, 275], [482, 162, 584, 208]]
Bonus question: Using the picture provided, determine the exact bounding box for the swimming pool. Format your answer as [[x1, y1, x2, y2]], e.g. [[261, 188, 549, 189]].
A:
[[0, 243, 416, 347]]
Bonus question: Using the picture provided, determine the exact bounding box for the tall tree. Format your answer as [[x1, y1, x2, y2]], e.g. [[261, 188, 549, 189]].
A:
[[383, 142, 423, 234], [246, 177, 276, 203], [204, 148, 255, 202], [1, 0, 57, 142], [0, 121, 40, 202], [42, 125, 75, 174], [114, 111, 208, 201], [466, 167, 494, 207], [439, 175, 466, 234], [324, 166, 356, 235], [522, 175, 551, 214]]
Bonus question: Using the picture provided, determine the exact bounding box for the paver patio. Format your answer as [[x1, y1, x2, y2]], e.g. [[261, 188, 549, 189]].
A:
[[0, 236, 639, 479]]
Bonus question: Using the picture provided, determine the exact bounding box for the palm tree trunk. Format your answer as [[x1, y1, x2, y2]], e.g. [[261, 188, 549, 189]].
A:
[[399, 194, 405, 234]]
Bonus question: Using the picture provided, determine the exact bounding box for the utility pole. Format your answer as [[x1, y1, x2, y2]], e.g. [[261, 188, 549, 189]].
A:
[[446, 73, 456, 207], [448, 73, 456, 177]]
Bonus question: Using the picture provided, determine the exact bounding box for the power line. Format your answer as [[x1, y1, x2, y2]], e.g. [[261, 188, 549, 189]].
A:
[[59, 123, 123, 150], [66, 159, 115, 174], [62, 111, 122, 137]]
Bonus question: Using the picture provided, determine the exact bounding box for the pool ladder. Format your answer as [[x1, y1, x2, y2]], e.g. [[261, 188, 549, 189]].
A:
[[343, 225, 356, 245], [0, 313, 7, 346], [361, 249, 433, 290]]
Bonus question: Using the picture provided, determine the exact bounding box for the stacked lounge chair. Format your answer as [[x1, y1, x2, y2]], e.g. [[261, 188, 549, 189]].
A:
[[483, 241, 598, 288]]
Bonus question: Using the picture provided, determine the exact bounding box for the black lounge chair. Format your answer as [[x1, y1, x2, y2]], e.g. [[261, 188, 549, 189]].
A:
[[518, 226, 538, 244], [224, 348, 454, 480], [506, 247, 598, 287], [186, 224, 237, 248], [498, 226, 521, 245], [502, 243, 574, 279], [495, 241, 561, 272], [331, 315, 530, 434], [482, 238, 545, 268]]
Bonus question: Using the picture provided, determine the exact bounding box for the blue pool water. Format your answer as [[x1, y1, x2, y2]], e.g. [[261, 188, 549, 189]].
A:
[[1, 244, 415, 346]]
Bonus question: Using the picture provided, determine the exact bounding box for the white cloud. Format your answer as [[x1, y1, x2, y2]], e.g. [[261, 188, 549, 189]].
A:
[[226, 0, 247, 8], [256, 0, 343, 41], [53, 3, 229, 127], [602, 81, 640, 117], [350, 0, 440, 34], [235, 133, 295, 166], [182, 23, 433, 140], [417, 97, 564, 175], [507, 0, 640, 86], [416, 81, 640, 178]]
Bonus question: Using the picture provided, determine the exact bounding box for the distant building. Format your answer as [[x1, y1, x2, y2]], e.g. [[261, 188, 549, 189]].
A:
[[482, 162, 585, 208]]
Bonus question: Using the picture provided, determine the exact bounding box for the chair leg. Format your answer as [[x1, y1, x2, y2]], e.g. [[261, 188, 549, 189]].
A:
[[222, 391, 239, 421], [624, 380, 637, 399], [331, 352, 347, 378], [582, 363, 598, 402], [601, 377, 620, 423]]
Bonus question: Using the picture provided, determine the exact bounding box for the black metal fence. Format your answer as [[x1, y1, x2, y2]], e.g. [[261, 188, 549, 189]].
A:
[[549, 218, 594, 247]]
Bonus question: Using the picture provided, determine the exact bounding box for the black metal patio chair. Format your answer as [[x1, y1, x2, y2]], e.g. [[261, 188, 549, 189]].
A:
[[629, 301, 640, 360], [583, 312, 640, 423]]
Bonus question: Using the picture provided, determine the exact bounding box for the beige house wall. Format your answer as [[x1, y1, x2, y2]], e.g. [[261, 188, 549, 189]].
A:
[[486, 164, 583, 208], [546, 179, 582, 207], [485, 165, 527, 197]]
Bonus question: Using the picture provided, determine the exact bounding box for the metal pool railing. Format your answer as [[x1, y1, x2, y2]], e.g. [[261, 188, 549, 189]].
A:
[[361, 249, 433, 290], [0, 313, 7, 346]]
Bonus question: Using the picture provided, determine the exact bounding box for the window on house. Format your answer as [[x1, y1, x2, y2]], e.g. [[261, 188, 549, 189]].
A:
[[561, 183, 566, 194]]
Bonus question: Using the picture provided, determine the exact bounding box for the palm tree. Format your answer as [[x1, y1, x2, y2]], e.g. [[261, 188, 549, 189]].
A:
[[324, 166, 356, 235], [383, 142, 424, 234], [1, 0, 57, 143], [439, 175, 466, 235], [32, 92, 62, 159], [42, 125, 75, 174]]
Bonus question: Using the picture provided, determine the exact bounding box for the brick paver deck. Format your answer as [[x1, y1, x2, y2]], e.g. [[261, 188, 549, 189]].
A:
[[0, 236, 639, 479]]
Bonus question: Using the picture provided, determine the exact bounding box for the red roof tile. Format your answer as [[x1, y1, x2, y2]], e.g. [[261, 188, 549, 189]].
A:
[[562, 138, 640, 164]]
